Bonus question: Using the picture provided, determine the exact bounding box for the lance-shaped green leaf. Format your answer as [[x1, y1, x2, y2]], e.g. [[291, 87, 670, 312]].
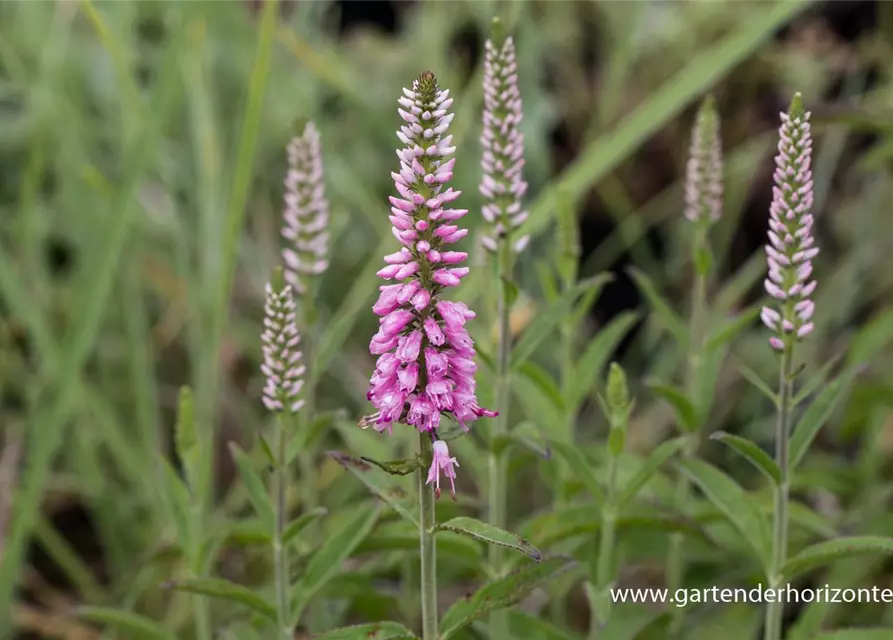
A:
[[77, 607, 175, 640], [358, 522, 483, 563], [627, 267, 687, 346], [647, 381, 698, 433], [508, 611, 581, 640], [173, 386, 201, 496], [848, 307, 893, 368], [789, 369, 857, 468], [710, 432, 780, 485], [328, 451, 418, 527], [705, 307, 759, 353], [360, 457, 422, 476], [512, 363, 565, 435], [164, 578, 276, 622], [781, 537, 893, 582], [676, 459, 772, 569], [283, 506, 328, 545], [228, 442, 274, 532], [438, 556, 577, 640], [733, 356, 779, 406], [492, 421, 551, 458], [618, 437, 687, 507], [549, 441, 604, 504], [311, 622, 418, 639], [567, 311, 639, 412], [511, 274, 612, 370], [292, 504, 380, 622], [436, 517, 543, 561]]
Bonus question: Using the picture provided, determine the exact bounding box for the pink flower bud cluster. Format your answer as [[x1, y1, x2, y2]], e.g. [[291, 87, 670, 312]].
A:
[[282, 122, 330, 295], [480, 33, 529, 254], [684, 98, 723, 223], [761, 95, 817, 351], [363, 71, 497, 498], [261, 284, 305, 413]]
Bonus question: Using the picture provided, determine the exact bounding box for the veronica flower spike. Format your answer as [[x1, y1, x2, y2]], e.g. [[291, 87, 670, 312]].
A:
[[762, 93, 816, 640], [282, 121, 330, 297], [480, 18, 529, 254]]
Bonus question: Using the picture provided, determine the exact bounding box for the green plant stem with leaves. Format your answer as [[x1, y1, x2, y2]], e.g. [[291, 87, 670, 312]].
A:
[[668, 227, 710, 635], [765, 349, 793, 640], [489, 238, 513, 640], [418, 433, 438, 640], [272, 415, 291, 639]]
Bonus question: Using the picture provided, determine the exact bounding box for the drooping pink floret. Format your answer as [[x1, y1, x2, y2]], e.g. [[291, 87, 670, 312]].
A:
[[261, 284, 305, 413], [363, 72, 497, 495], [282, 121, 330, 295], [480, 25, 529, 254], [426, 440, 459, 500], [761, 93, 817, 351]]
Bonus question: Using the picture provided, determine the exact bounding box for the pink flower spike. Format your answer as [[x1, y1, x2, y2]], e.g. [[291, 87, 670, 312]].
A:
[[762, 93, 817, 350], [261, 283, 305, 413], [480, 24, 528, 255], [362, 71, 496, 490], [281, 122, 330, 295], [426, 440, 459, 499]]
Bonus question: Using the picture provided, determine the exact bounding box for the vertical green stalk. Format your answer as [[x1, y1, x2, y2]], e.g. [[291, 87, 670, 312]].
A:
[[668, 227, 709, 636], [418, 433, 438, 640], [590, 447, 619, 639], [299, 301, 317, 514], [272, 415, 291, 639], [765, 349, 793, 640], [489, 239, 513, 639]]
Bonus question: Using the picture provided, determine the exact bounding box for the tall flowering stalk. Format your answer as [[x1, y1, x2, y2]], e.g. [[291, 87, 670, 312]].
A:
[[762, 93, 816, 640], [362, 71, 496, 640], [668, 95, 723, 635], [261, 281, 305, 640], [480, 21, 527, 637], [280, 120, 330, 522]]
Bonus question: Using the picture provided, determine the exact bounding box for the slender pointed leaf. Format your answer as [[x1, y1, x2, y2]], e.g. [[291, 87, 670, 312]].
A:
[[437, 517, 542, 561], [165, 578, 277, 622], [647, 382, 698, 433], [628, 268, 687, 345], [676, 459, 772, 568], [710, 432, 780, 485], [511, 274, 612, 370], [311, 622, 418, 639], [439, 557, 577, 640], [789, 369, 857, 468], [781, 537, 893, 582], [283, 507, 328, 545], [159, 459, 193, 554], [228, 442, 274, 531], [549, 441, 604, 504], [705, 307, 759, 353], [734, 357, 778, 406], [174, 386, 201, 496], [618, 437, 687, 507], [328, 451, 418, 527], [568, 311, 639, 412], [77, 607, 175, 640], [292, 505, 380, 621]]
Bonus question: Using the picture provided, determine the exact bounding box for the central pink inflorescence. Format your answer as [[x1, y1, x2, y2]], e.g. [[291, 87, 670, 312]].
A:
[[363, 71, 497, 498]]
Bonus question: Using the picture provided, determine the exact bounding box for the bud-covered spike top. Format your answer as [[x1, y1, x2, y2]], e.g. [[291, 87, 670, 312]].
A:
[[282, 121, 330, 295], [364, 72, 496, 495], [761, 93, 817, 351], [684, 95, 723, 224], [261, 283, 306, 412], [480, 18, 529, 254]]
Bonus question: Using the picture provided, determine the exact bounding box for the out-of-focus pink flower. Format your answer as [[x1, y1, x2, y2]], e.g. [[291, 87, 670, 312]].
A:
[[480, 23, 529, 254], [684, 96, 723, 224], [761, 93, 817, 351], [282, 121, 330, 295], [261, 284, 305, 413]]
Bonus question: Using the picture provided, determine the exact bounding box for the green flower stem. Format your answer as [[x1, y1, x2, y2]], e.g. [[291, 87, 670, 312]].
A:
[[418, 433, 438, 640], [668, 229, 709, 636], [488, 238, 513, 640], [765, 349, 793, 640], [272, 415, 291, 639], [591, 447, 619, 639]]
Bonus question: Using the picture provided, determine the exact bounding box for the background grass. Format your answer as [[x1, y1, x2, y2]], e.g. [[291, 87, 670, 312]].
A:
[[2, 1, 893, 638]]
